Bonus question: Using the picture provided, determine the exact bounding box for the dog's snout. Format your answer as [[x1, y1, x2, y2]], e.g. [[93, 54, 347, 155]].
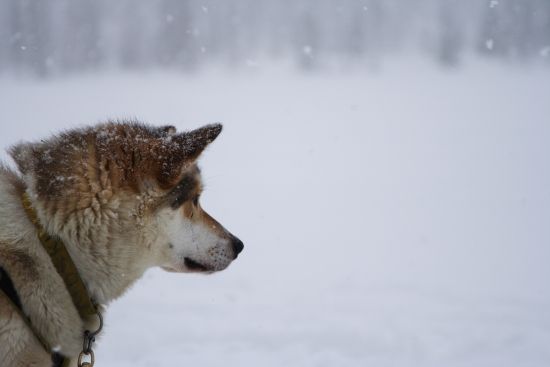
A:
[[231, 237, 244, 259]]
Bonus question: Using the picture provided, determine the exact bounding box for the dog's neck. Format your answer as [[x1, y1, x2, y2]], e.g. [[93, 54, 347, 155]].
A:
[[63, 236, 154, 305], [33, 193, 161, 305]]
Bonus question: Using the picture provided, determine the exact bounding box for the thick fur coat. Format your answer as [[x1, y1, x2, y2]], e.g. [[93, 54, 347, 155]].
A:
[[0, 122, 243, 366]]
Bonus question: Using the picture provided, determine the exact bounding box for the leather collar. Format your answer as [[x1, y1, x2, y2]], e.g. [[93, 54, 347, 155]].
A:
[[21, 192, 97, 319]]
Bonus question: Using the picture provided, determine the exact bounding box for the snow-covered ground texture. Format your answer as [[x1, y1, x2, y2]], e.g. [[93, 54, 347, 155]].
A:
[[1, 62, 550, 367]]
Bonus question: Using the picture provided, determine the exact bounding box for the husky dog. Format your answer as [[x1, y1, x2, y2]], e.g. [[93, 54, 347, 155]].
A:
[[0, 122, 243, 366]]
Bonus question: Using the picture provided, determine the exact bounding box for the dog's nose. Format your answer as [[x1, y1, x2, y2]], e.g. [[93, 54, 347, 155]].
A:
[[232, 238, 244, 259]]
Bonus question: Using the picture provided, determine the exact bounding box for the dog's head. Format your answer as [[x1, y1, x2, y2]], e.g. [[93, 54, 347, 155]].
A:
[[10, 122, 243, 275], [151, 125, 244, 274]]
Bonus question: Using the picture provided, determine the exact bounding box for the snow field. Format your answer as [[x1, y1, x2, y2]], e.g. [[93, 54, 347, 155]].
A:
[[1, 63, 549, 366]]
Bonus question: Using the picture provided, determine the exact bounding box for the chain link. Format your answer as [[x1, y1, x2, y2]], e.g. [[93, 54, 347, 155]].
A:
[[78, 350, 95, 367], [78, 309, 103, 367]]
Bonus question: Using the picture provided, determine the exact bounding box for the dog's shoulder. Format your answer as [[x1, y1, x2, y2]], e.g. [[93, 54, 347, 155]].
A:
[[0, 164, 84, 358]]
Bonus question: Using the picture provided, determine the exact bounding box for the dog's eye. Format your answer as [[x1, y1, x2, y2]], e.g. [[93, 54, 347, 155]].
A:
[[192, 196, 199, 206], [171, 195, 185, 209]]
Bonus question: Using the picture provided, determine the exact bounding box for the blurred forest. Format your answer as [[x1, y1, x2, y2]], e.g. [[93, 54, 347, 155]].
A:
[[0, 0, 549, 76]]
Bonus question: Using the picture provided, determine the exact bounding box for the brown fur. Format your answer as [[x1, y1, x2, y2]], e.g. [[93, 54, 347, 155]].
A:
[[11, 121, 221, 198], [0, 249, 39, 281], [9, 122, 222, 237]]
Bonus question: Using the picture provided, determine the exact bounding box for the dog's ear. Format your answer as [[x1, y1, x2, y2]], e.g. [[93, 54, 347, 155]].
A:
[[175, 123, 223, 162], [155, 124, 222, 188]]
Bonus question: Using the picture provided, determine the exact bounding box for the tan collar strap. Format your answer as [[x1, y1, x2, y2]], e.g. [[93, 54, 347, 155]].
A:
[[21, 192, 97, 319]]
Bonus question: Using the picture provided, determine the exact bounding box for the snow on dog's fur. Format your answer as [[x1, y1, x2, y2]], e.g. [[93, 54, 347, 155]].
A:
[[0, 122, 243, 366]]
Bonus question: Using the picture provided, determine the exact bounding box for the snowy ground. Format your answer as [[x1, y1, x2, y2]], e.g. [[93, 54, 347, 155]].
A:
[[1, 62, 550, 366]]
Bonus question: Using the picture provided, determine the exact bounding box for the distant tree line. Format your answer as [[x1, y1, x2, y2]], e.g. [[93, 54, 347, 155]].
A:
[[0, 0, 549, 76]]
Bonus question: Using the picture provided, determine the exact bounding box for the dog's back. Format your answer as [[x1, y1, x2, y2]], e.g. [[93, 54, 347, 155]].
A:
[[0, 168, 54, 366]]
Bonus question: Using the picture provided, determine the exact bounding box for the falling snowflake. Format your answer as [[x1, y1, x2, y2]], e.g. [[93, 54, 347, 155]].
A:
[[489, 0, 499, 8], [303, 45, 313, 56], [541, 46, 550, 58], [485, 39, 494, 50]]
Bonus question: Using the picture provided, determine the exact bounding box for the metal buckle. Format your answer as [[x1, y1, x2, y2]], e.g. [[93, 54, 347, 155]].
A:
[[78, 309, 103, 367]]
